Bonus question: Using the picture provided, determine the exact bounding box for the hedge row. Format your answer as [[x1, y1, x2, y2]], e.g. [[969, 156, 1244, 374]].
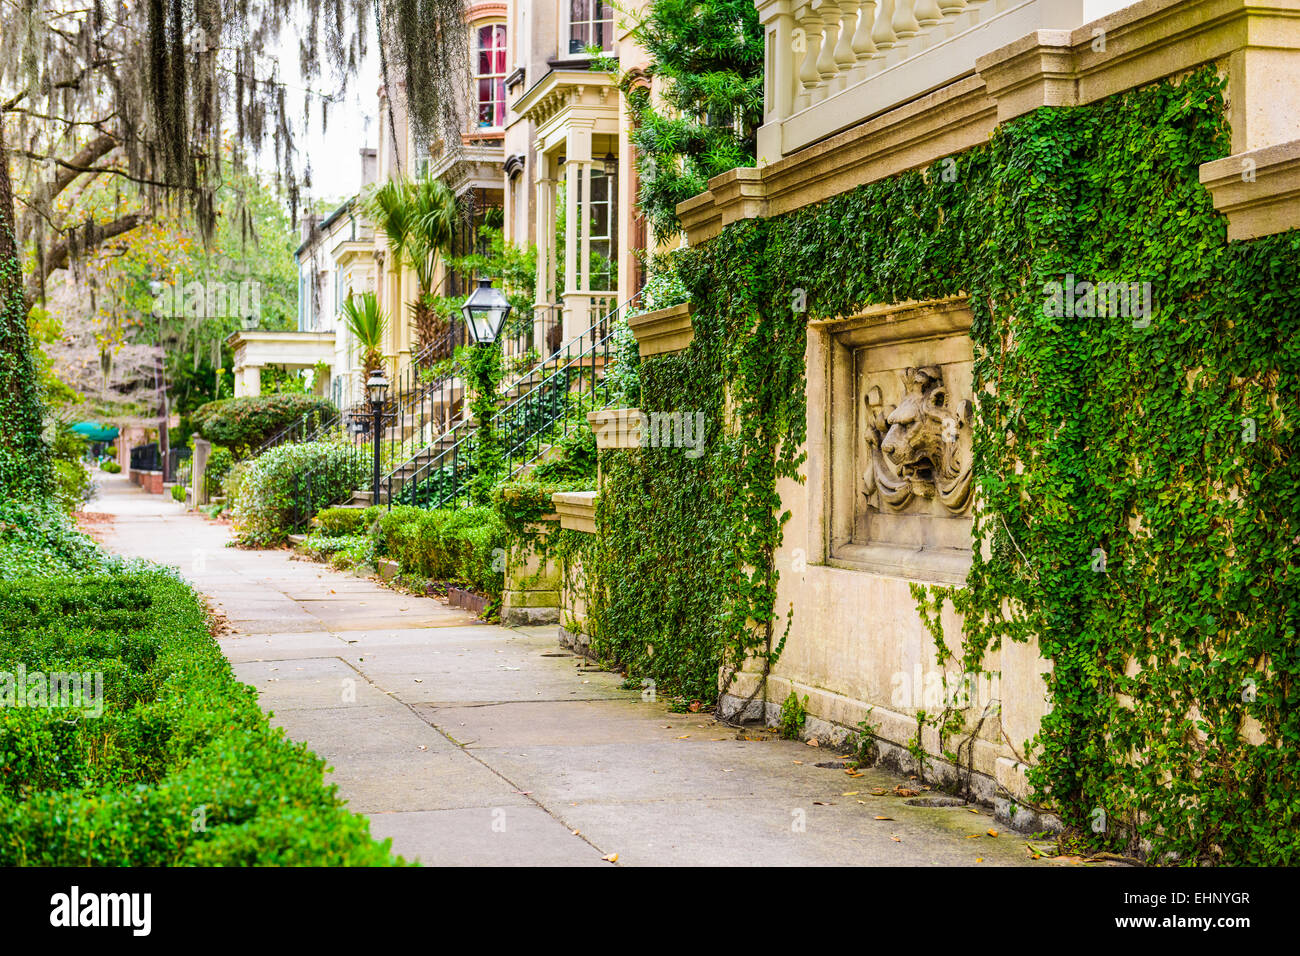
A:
[[0, 572, 400, 865], [192, 394, 336, 458]]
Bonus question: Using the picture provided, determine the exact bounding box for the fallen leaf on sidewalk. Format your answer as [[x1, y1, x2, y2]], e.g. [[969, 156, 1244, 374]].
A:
[[975, 857, 984, 863], [813, 801, 831, 806], [677, 734, 690, 739], [894, 787, 920, 797], [841, 791, 860, 796], [418, 746, 427, 751], [806, 738, 819, 747], [874, 816, 893, 821], [793, 760, 803, 765], [601, 853, 618, 863], [987, 829, 999, 837], [891, 836, 901, 842]]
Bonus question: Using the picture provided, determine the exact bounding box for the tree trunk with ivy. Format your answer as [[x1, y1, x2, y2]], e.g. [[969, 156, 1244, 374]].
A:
[[0, 123, 51, 499]]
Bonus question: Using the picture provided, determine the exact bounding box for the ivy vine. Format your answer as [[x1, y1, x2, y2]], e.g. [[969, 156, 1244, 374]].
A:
[[579, 66, 1300, 864]]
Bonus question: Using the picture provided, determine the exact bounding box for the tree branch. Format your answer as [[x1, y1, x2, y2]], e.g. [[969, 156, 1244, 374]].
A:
[[22, 212, 148, 312]]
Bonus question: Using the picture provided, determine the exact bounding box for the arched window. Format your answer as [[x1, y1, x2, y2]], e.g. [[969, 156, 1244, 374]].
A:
[[475, 23, 507, 129]]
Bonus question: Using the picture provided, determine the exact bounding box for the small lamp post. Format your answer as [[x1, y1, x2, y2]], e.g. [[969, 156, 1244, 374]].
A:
[[366, 367, 389, 504]]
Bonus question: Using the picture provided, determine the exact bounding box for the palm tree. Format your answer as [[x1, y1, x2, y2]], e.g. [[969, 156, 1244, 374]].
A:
[[364, 176, 458, 363], [340, 291, 389, 388]]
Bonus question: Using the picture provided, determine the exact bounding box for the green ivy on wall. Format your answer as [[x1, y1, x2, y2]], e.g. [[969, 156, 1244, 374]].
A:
[[579, 65, 1300, 864]]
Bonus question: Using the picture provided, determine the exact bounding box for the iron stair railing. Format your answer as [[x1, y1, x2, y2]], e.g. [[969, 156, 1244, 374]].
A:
[[387, 292, 640, 511]]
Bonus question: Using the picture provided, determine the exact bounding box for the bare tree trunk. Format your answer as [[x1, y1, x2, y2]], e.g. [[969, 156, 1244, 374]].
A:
[[0, 119, 52, 499]]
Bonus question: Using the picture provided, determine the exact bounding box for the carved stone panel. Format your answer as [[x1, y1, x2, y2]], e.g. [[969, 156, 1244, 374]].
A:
[[821, 297, 974, 584]]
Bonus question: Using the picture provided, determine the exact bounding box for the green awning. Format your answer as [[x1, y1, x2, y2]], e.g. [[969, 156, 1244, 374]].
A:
[[70, 422, 120, 442]]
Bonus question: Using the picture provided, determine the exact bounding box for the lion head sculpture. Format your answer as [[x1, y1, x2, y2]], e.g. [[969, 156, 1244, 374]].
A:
[[864, 365, 973, 514]]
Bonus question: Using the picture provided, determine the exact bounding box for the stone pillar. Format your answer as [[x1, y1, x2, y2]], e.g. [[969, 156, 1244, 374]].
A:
[[235, 364, 261, 398], [191, 435, 212, 506]]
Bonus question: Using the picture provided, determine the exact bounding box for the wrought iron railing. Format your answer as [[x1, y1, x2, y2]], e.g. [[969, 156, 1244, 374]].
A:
[[389, 292, 639, 510], [286, 440, 372, 531]]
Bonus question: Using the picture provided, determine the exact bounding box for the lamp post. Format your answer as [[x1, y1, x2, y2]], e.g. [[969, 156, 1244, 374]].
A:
[[460, 277, 513, 348], [366, 367, 389, 504], [460, 278, 513, 503]]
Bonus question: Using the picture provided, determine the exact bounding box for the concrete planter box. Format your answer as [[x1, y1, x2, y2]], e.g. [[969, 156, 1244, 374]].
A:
[[627, 302, 693, 357]]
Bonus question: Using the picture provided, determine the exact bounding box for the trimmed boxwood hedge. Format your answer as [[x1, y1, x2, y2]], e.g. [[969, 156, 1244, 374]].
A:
[[192, 394, 336, 458], [372, 505, 508, 596], [0, 572, 401, 865]]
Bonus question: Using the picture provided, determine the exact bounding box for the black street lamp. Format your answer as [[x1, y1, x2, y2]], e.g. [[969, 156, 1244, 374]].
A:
[[460, 277, 513, 347], [366, 367, 389, 504]]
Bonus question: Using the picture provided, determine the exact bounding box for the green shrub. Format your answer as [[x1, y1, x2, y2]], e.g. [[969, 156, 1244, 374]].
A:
[[438, 507, 509, 595], [314, 506, 367, 535], [169, 484, 187, 503], [51, 459, 93, 513], [192, 394, 336, 458], [302, 532, 374, 569], [368, 505, 508, 596], [203, 445, 234, 497], [230, 440, 368, 546], [104, 446, 117, 457], [0, 573, 400, 865], [0, 501, 125, 581], [528, 425, 597, 483], [100, 460, 121, 474]]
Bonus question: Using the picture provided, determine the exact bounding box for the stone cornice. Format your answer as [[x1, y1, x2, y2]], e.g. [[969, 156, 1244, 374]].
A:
[[552, 491, 598, 534], [587, 408, 647, 449], [1199, 138, 1300, 239], [627, 302, 694, 357], [678, 0, 1300, 244]]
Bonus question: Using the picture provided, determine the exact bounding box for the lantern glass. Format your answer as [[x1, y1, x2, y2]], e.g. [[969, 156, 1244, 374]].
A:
[[366, 368, 389, 404], [460, 278, 513, 345]]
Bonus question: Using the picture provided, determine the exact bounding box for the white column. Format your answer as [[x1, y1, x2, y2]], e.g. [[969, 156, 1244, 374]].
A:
[[579, 160, 592, 294]]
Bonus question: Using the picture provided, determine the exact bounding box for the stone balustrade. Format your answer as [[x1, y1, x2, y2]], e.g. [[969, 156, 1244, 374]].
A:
[[758, 0, 1120, 161]]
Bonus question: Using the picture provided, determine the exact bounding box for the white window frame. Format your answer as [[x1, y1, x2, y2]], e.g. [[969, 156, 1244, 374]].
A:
[[473, 21, 508, 130], [565, 0, 614, 58]]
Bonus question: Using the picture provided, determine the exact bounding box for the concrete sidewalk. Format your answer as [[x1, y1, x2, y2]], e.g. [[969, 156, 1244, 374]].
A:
[[84, 472, 1042, 866]]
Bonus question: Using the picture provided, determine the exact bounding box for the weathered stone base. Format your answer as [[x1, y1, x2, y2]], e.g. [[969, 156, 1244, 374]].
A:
[[501, 604, 560, 626], [558, 624, 595, 660], [718, 689, 1062, 835]]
